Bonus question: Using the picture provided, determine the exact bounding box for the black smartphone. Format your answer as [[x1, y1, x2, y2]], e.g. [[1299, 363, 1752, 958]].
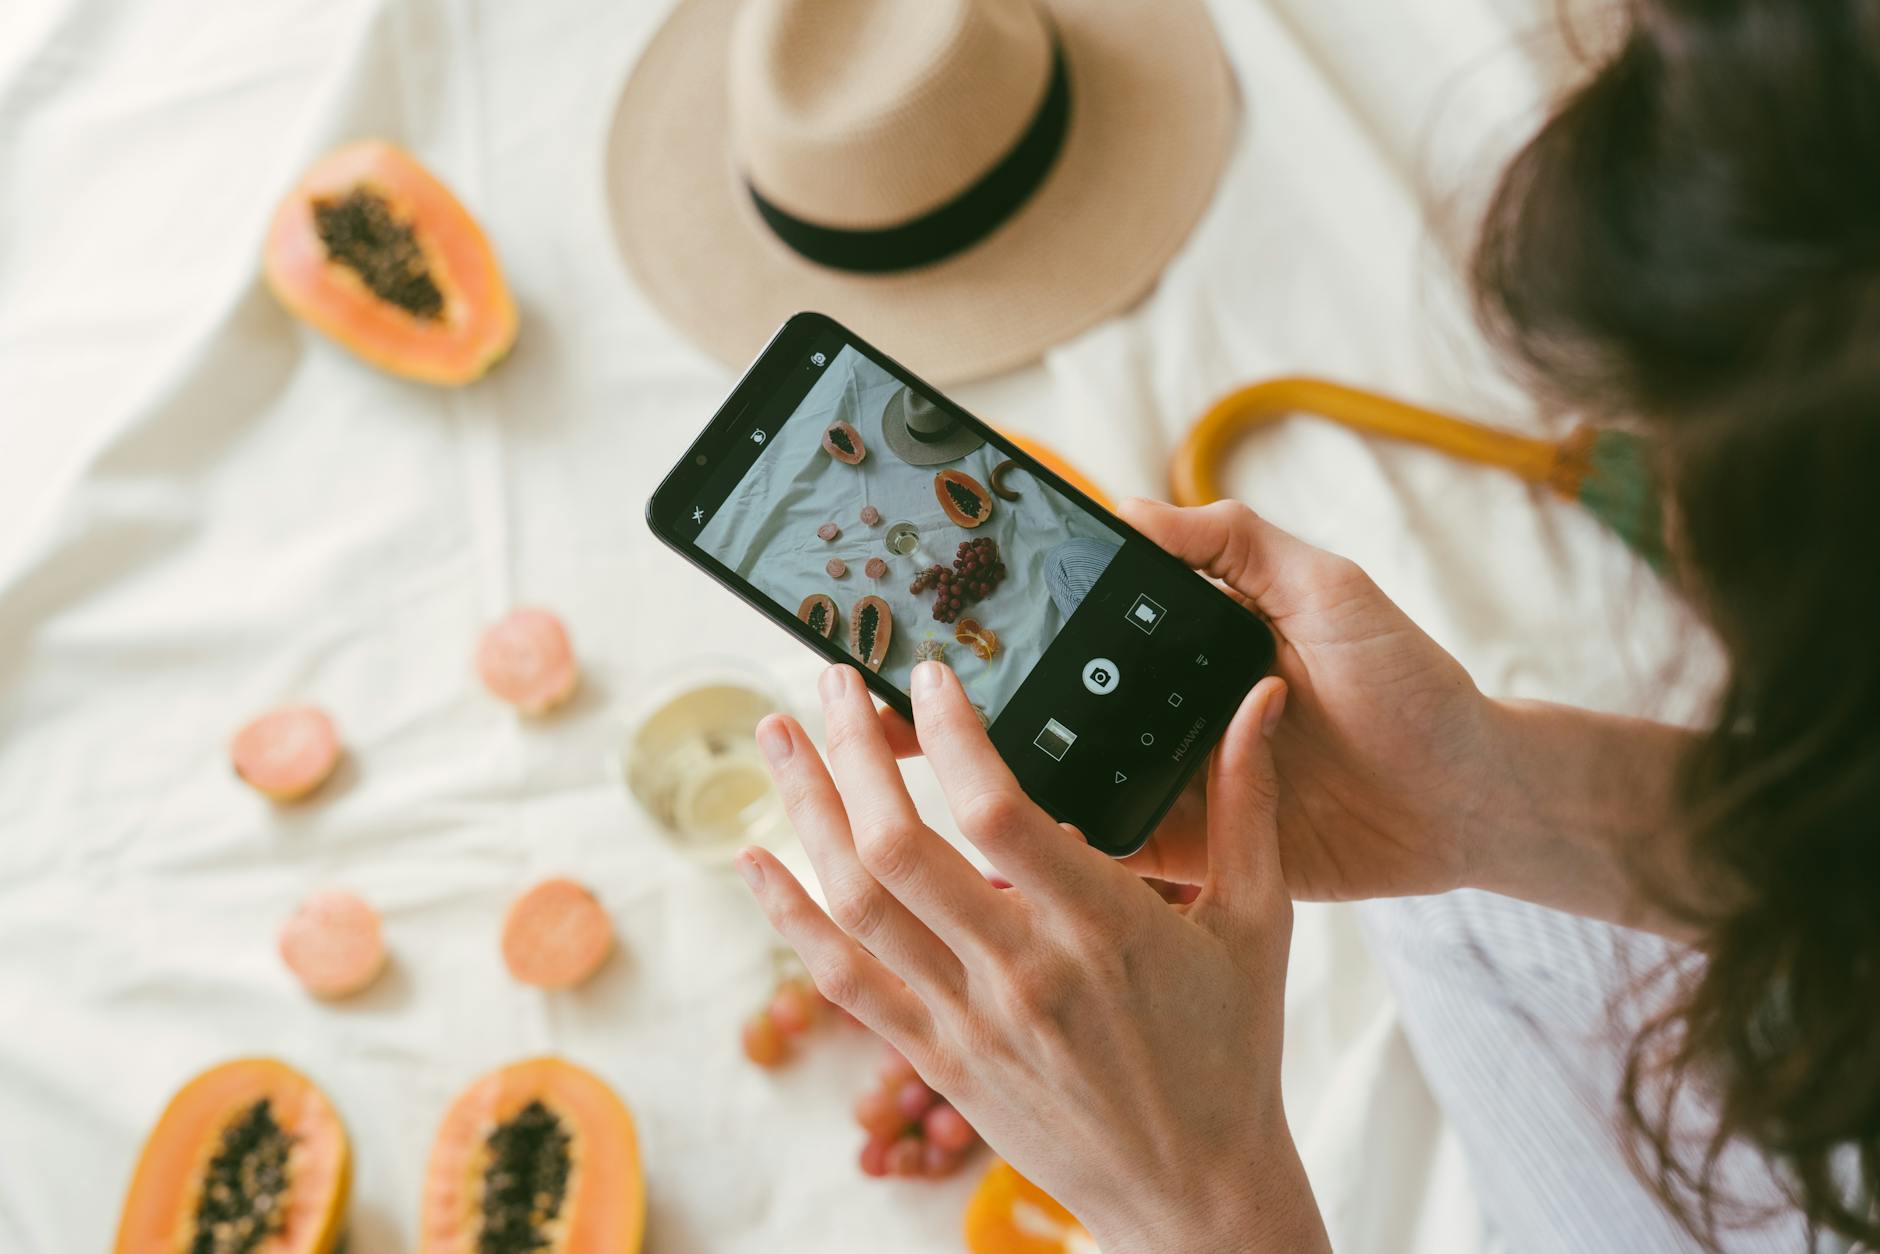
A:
[[646, 313, 1274, 857]]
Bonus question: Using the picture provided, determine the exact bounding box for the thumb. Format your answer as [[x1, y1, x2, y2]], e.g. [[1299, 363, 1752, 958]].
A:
[[1118, 497, 1322, 619], [1193, 676, 1288, 925]]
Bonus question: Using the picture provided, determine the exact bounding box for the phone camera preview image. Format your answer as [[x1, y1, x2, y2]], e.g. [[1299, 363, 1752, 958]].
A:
[[692, 344, 1122, 729]]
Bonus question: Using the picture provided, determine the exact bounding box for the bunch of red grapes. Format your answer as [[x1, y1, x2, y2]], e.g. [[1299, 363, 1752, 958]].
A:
[[853, 1046, 980, 1178], [741, 973, 982, 1180], [909, 537, 1007, 624]]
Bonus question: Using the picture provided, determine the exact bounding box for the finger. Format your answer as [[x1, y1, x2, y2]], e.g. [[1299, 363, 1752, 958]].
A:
[[1118, 497, 1333, 620], [735, 846, 935, 1052], [816, 666, 1015, 951], [1117, 769, 1210, 886], [909, 660, 1113, 903], [758, 710, 966, 1000], [877, 706, 923, 759], [1194, 677, 1289, 923]]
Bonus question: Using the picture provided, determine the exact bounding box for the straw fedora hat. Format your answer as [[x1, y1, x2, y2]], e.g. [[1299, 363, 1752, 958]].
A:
[[881, 385, 985, 465], [607, 0, 1236, 384]]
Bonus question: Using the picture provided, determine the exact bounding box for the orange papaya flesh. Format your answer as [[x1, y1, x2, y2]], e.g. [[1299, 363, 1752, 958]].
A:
[[822, 420, 866, 464], [798, 593, 837, 638], [421, 1057, 644, 1254], [935, 469, 994, 528], [849, 595, 892, 671], [115, 1058, 350, 1254], [264, 140, 517, 385], [963, 1160, 1096, 1254]]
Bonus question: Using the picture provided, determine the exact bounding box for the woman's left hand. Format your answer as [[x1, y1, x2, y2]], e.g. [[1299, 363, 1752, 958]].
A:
[[737, 660, 1328, 1254]]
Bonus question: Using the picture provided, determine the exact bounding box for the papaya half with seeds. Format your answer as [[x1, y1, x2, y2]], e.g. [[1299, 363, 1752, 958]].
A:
[[115, 1058, 350, 1254], [421, 1057, 644, 1254], [264, 140, 517, 385], [849, 595, 892, 672], [798, 593, 837, 638], [822, 419, 866, 464], [935, 469, 994, 528]]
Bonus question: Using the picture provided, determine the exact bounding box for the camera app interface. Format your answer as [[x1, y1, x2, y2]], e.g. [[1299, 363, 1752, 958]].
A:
[[672, 331, 1267, 853]]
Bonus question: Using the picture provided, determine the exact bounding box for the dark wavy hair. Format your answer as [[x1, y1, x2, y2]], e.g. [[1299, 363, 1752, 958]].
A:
[[1472, 0, 1880, 1246]]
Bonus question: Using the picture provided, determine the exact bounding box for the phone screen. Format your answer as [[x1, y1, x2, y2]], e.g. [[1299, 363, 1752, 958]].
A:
[[650, 315, 1272, 855]]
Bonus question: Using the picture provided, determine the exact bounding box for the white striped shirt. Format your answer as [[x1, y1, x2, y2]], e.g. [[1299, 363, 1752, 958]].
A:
[[1358, 892, 1816, 1252]]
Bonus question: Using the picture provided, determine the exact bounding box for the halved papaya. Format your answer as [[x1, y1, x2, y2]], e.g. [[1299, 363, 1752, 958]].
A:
[[963, 1160, 1095, 1254], [822, 419, 866, 464], [263, 140, 517, 385], [935, 469, 994, 528], [798, 592, 837, 638], [115, 1058, 350, 1254], [848, 596, 893, 672], [421, 1057, 643, 1254]]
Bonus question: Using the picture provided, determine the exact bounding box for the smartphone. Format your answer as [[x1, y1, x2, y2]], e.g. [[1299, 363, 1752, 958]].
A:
[[646, 313, 1275, 857]]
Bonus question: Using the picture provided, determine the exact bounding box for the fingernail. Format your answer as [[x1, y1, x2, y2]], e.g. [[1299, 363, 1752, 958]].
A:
[[1261, 681, 1288, 737], [912, 660, 944, 698], [735, 849, 765, 891], [819, 665, 849, 700], [756, 716, 792, 766]]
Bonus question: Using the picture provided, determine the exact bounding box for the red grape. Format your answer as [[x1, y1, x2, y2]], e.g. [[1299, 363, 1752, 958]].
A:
[[854, 1085, 905, 1137], [921, 1138, 965, 1178], [741, 1011, 787, 1067], [886, 1135, 925, 1177], [768, 978, 817, 1035], [859, 1134, 893, 1177], [895, 1078, 937, 1122], [922, 1101, 976, 1151], [878, 1047, 920, 1088]]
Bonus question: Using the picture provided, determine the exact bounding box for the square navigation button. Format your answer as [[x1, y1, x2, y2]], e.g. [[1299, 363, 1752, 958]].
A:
[[1126, 594, 1166, 634]]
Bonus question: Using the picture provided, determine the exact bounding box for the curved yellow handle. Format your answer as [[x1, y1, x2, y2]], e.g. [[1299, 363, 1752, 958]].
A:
[[1169, 377, 1568, 507]]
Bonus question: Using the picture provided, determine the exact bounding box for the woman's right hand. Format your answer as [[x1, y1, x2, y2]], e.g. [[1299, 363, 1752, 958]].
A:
[[1115, 498, 1496, 900]]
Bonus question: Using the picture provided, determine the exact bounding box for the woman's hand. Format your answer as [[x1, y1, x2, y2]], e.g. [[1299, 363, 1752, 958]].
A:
[[1113, 498, 1497, 899], [738, 661, 1328, 1254]]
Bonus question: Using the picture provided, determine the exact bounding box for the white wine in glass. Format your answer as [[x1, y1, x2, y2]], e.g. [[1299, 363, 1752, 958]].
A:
[[622, 675, 785, 863]]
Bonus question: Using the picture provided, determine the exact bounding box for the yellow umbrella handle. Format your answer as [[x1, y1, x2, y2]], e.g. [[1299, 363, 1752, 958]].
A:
[[1169, 377, 1571, 507]]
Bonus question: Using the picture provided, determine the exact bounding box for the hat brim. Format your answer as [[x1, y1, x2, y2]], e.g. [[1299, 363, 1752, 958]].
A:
[[605, 0, 1236, 385], [880, 387, 986, 466]]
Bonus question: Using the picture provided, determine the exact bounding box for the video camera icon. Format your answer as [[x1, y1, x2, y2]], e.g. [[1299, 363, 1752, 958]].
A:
[[1126, 594, 1166, 634]]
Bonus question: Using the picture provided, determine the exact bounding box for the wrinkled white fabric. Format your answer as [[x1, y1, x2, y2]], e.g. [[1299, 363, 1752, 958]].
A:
[[0, 0, 1719, 1250]]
